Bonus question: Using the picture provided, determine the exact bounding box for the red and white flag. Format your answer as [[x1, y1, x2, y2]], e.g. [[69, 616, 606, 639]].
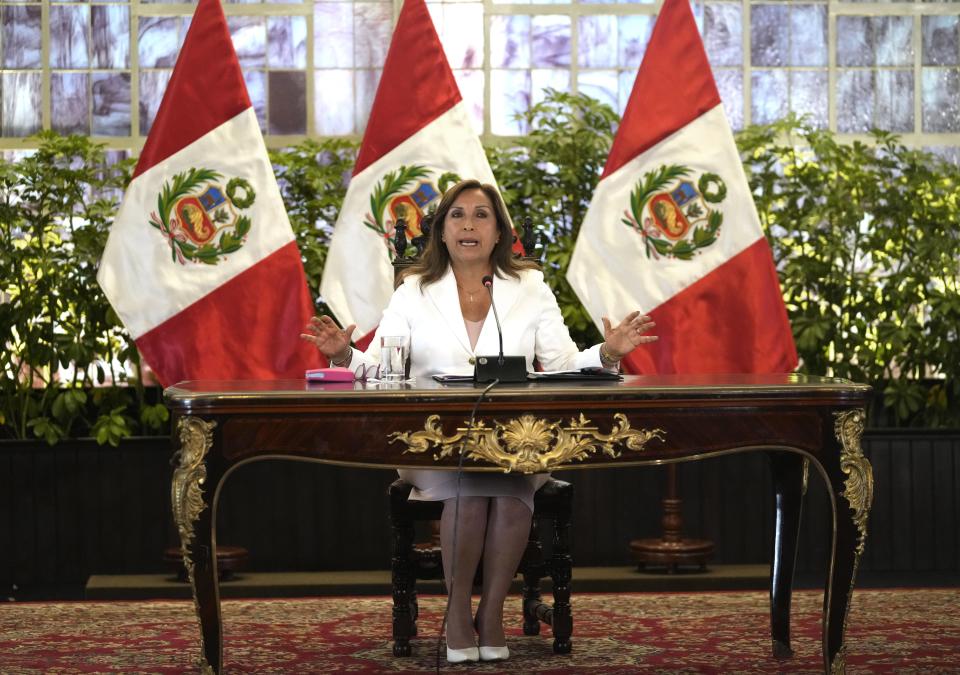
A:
[[97, 0, 319, 386], [320, 0, 503, 338], [567, 0, 796, 374]]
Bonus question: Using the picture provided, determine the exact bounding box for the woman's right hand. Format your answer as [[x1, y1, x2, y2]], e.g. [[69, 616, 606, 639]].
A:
[[300, 315, 356, 362]]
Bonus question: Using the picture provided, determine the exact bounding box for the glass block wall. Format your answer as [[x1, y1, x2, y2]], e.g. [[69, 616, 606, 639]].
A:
[[0, 0, 957, 161]]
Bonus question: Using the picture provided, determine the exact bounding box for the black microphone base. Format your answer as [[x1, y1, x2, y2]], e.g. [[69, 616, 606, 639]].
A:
[[473, 355, 527, 383]]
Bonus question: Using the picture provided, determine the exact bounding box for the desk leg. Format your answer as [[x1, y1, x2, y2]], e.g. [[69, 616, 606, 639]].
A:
[[822, 410, 873, 675], [171, 417, 222, 674], [768, 451, 806, 659]]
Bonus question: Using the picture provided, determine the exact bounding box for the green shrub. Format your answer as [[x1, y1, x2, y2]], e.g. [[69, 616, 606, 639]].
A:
[[738, 116, 960, 426], [0, 132, 166, 444], [2, 101, 958, 441]]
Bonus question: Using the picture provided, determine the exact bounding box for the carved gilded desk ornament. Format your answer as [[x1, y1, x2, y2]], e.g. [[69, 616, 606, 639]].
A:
[[388, 413, 665, 473], [830, 408, 874, 675], [171, 416, 217, 674]]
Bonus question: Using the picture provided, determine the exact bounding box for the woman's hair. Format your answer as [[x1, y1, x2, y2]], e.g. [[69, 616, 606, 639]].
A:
[[400, 179, 538, 288]]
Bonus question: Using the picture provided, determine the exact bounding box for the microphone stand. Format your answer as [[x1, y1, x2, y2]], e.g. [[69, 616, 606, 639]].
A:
[[473, 275, 527, 383]]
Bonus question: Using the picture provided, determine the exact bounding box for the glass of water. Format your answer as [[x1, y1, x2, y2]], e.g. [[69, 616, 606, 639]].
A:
[[380, 335, 408, 382]]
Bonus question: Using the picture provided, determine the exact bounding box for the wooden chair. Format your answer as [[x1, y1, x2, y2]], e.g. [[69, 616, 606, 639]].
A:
[[388, 477, 574, 656]]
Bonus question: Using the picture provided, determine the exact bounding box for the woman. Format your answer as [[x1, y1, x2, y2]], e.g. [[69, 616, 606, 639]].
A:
[[302, 179, 656, 663]]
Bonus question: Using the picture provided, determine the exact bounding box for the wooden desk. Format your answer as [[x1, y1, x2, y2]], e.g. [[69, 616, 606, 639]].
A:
[[164, 374, 872, 674]]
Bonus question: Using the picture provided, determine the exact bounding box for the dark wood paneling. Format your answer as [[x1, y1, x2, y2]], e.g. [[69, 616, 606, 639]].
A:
[[0, 444, 12, 594], [33, 449, 58, 583], [54, 447, 81, 583], [2, 432, 959, 589], [932, 438, 955, 570], [891, 437, 915, 571], [865, 437, 892, 572], [911, 439, 935, 570], [11, 449, 37, 585]]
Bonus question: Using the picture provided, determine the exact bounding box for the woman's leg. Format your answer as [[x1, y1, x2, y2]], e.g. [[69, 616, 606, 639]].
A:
[[441, 496, 489, 649], [476, 497, 533, 647]]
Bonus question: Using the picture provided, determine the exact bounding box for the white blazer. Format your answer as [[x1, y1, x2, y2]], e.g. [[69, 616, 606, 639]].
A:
[[349, 266, 604, 377]]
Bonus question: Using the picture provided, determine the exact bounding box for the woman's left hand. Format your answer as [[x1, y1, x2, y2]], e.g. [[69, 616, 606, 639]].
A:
[[601, 311, 658, 360]]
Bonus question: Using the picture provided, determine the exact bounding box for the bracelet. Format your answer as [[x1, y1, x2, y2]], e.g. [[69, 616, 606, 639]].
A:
[[599, 342, 620, 365], [330, 346, 352, 367]]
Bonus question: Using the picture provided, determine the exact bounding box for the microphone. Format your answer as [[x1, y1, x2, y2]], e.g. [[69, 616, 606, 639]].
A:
[[474, 275, 527, 383]]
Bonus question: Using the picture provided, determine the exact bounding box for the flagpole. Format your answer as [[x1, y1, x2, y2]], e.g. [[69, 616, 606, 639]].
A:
[[629, 465, 714, 573]]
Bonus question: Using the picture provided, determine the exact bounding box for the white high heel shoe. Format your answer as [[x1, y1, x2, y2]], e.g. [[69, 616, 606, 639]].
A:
[[479, 645, 509, 661], [446, 645, 480, 663]]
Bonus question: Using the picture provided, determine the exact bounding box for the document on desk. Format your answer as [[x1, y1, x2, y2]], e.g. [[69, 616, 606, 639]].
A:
[[433, 368, 621, 384], [526, 368, 622, 381]]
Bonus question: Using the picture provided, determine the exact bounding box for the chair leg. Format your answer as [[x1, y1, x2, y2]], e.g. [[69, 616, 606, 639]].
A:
[[522, 519, 543, 636], [392, 519, 416, 657], [550, 510, 573, 654]]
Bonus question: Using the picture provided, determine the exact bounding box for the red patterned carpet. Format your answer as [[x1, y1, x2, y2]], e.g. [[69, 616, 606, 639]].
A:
[[1, 589, 958, 673]]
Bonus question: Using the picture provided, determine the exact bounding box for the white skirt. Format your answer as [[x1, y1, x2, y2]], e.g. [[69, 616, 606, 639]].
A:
[[397, 469, 550, 513]]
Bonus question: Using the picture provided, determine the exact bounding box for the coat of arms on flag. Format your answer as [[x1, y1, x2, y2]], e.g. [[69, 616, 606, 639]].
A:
[[362, 166, 460, 257], [624, 165, 727, 261], [149, 169, 257, 265]]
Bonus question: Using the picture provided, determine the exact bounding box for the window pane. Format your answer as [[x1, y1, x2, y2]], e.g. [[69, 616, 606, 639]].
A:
[[139, 69, 171, 135], [876, 69, 913, 132], [52, 72, 90, 135], [923, 16, 959, 66], [836, 69, 874, 133], [2, 71, 42, 136], [618, 15, 653, 69], [789, 70, 827, 128], [532, 68, 569, 105], [355, 68, 382, 133], [837, 17, 872, 68], [491, 69, 531, 135], [50, 5, 90, 69], [922, 67, 960, 132], [704, 3, 741, 67], [93, 73, 131, 136], [229, 17, 267, 69], [790, 5, 826, 67], [437, 3, 484, 69], [2, 6, 42, 68], [578, 70, 619, 112], [751, 69, 787, 125], [491, 15, 531, 69], [579, 16, 617, 69], [715, 69, 743, 130], [751, 5, 787, 68], [315, 69, 354, 136], [268, 70, 306, 135], [354, 3, 391, 69], [531, 15, 570, 68], [139, 17, 181, 68], [875, 16, 913, 67], [92, 6, 130, 69], [243, 69, 267, 130], [315, 3, 354, 69], [268, 16, 307, 69], [453, 68, 484, 134]]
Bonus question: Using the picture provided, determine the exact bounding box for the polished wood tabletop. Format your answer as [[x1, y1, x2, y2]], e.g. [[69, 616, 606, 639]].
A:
[[165, 374, 872, 674]]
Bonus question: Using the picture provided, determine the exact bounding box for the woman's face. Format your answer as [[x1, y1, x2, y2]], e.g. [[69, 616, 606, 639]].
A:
[[442, 188, 501, 269]]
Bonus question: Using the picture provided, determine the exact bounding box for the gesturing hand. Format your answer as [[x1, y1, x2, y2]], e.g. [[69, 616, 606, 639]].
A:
[[300, 315, 357, 362], [601, 311, 658, 360]]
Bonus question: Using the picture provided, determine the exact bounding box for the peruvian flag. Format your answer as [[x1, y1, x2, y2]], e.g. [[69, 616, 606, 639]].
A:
[[320, 0, 506, 338], [97, 0, 319, 386], [567, 0, 796, 374]]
